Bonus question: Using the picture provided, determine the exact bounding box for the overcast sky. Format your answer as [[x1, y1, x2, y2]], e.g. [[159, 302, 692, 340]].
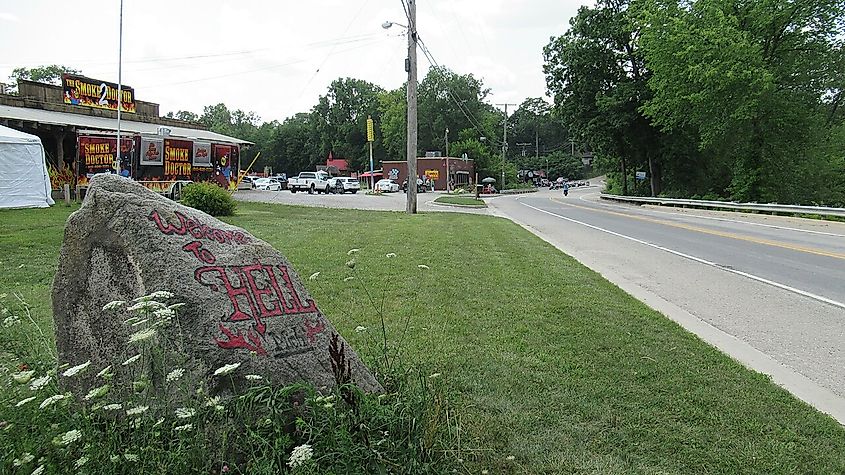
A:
[[0, 1, 590, 123]]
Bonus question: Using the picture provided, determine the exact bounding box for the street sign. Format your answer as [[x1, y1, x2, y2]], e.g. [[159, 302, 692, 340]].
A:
[[636, 171, 647, 180], [366, 116, 374, 143]]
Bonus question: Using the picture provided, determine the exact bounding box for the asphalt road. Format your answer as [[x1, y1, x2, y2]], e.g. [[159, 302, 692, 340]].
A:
[[487, 186, 845, 421]]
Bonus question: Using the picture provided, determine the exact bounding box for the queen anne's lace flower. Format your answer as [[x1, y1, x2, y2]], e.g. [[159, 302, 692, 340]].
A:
[[347, 248, 360, 255], [122, 354, 141, 366], [29, 375, 51, 391], [15, 396, 36, 407], [308, 272, 320, 281], [244, 374, 263, 381], [125, 405, 149, 416], [288, 444, 313, 468], [355, 326, 367, 333], [39, 394, 68, 409], [102, 300, 126, 311], [62, 361, 91, 377], [134, 291, 173, 302], [56, 429, 82, 446], [75, 456, 89, 468], [84, 384, 110, 400], [213, 362, 241, 377], [417, 264, 430, 270], [101, 403, 122, 411], [96, 365, 113, 378], [127, 301, 166, 312], [124, 453, 139, 462], [128, 328, 156, 343], [12, 452, 34, 466], [175, 407, 196, 419], [31, 465, 45, 475], [174, 423, 193, 431], [166, 368, 185, 382]]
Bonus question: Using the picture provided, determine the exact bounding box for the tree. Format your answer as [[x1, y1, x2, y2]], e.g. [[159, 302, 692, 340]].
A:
[[7, 65, 81, 94], [164, 110, 199, 122]]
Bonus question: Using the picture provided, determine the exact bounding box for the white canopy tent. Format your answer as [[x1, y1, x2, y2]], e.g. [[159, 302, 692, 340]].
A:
[[0, 125, 54, 209]]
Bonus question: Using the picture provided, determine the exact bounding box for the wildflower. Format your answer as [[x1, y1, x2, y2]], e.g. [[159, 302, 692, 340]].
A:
[[481, 471, 489, 475], [126, 405, 149, 416], [153, 307, 175, 320], [347, 248, 360, 255], [3, 315, 20, 327], [288, 444, 313, 468], [244, 374, 263, 381], [506, 455, 515, 461], [345, 259, 356, 269], [127, 300, 165, 312], [124, 453, 139, 462], [308, 272, 320, 281], [418, 264, 430, 270], [29, 375, 51, 391], [102, 300, 126, 311], [84, 384, 110, 400], [343, 276, 355, 282], [16, 396, 36, 407], [102, 403, 122, 411], [110, 455, 120, 463], [174, 423, 193, 431], [206, 396, 224, 411], [152, 418, 165, 428], [168, 303, 186, 310], [96, 365, 113, 378], [355, 326, 367, 333], [130, 318, 149, 327], [31, 465, 45, 475], [222, 465, 230, 473], [55, 429, 82, 446], [385, 252, 397, 258], [12, 370, 35, 384], [175, 407, 196, 419], [428, 372, 441, 379], [128, 327, 157, 343], [213, 362, 241, 377], [134, 291, 173, 302], [166, 368, 185, 382], [75, 456, 89, 468], [62, 360, 91, 377], [122, 354, 141, 366], [13, 452, 34, 466], [39, 393, 69, 409]]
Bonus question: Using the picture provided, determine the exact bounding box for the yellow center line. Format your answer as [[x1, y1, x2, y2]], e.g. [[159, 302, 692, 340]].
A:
[[549, 197, 845, 261]]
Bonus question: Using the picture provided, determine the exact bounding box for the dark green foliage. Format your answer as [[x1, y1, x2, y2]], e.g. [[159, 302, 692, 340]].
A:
[[180, 182, 236, 216]]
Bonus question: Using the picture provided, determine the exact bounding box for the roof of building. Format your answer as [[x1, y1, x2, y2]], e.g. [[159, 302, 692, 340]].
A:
[[0, 104, 252, 145]]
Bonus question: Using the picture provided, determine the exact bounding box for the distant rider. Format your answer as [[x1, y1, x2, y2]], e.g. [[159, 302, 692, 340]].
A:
[[563, 181, 569, 197]]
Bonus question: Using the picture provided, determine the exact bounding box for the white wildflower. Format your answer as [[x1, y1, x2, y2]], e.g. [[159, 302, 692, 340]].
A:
[[124, 453, 139, 462], [174, 423, 193, 432], [153, 307, 175, 319], [345, 259, 356, 269], [417, 264, 430, 270], [168, 303, 186, 310], [428, 372, 441, 379], [288, 444, 314, 468], [102, 300, 126, 311], [3, 315, 20, 327], [355, 325, 367, 333], [31, 465, 45, 475], [213, 362, 241, 377], [152, 418, 165, 428], [29, 375, 51, 391], [506, 455, 516, 461], [244, 374, 263, 381], [56, 429, 82, 446], [62, 360, 91, 377], [125, 405, 149, 416], [15, 396, 36, 407], [166, 368, 185, 382], [308, 272, 320, 281], [205, 396, 225, 411], [121, 354, 141, 366], [127, 300, 165, 312], [385, 252, 397, 258], [130, 318, 149, 327], [39, 393, 68, 409], [128, 327, 156, 343], [175, 407, 196, 419], [343, 276, 355, 282], [134, 291, 173, 302], [101, 403, 123, 411], [84, 384, 110, 400], [75, 456, 89, 468], [129, 418, 143, 429], [96, 365, 113, 378], [347, 248, 360, 255], [12, 370, 35, 384], [12, 452, 34, 466]]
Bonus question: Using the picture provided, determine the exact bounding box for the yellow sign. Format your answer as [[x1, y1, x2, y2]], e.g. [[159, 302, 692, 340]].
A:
[[425, 169, 439, 179], [367, 116, 375, 142]]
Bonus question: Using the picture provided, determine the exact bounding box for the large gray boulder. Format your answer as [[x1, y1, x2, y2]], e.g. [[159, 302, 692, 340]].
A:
[[52, 174, 381, 396]]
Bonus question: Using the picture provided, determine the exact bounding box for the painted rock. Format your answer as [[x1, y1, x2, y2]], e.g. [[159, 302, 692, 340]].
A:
[[52, 174, 381, 396]]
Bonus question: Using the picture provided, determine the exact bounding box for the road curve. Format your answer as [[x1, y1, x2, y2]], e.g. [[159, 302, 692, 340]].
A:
[[487, 186, 845, 423]]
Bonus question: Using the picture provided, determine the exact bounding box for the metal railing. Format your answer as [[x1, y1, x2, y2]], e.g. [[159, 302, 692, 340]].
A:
[[600, 194, 845, 218]]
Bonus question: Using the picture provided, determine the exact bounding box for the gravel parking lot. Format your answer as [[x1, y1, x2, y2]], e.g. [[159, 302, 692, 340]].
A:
[[233, 189, 490, 214]]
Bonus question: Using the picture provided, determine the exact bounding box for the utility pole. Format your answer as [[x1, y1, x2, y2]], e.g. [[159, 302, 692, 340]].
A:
[[445, 127, 449, 192], [496, 103, 517, 191], [115, 0, 124, 176], [406, 0, 418, 214]]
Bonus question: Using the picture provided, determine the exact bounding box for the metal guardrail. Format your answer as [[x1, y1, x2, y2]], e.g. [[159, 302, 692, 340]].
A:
[[600, 194, 845, 218]]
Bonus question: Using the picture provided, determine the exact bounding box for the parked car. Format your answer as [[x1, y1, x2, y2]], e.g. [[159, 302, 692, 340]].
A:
[[402, 178, 427, 193], [375, 179, 400, 193], [254, 177, 283, 191], [237, 176, 256, 190], [288, 171, 331, 194], [270, 174, 288, 190], [328, 177, 360, 194]]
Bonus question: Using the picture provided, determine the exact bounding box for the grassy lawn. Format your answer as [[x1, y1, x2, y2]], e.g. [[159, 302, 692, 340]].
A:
[[2, 202, 844, 474], [434, 196, 487, 207]]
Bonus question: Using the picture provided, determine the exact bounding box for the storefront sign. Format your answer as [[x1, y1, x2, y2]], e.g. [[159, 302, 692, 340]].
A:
[[140, 137, 164, 166], [164, 139, 193, 178], [77, 136, 133, 184], [62, 74, 136, 113], [424, 169, 439, 180], [193, 141, 212, 167]]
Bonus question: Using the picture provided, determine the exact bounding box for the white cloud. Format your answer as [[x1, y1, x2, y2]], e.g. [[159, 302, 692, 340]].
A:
[[0, 12, 20, 23]]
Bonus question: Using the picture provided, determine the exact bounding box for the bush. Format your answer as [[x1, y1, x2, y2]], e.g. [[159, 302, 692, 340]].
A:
[[180, 182, 237, 216]]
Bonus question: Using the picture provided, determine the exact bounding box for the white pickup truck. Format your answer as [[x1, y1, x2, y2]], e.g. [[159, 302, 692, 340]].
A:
[[288, 171, 331, 194]]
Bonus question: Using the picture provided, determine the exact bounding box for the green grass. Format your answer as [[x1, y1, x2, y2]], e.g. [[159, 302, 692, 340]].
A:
[[2, 202, 845, 474], [434, 196, 487, 207]]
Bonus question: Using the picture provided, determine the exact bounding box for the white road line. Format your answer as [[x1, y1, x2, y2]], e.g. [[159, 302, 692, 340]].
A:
[[577, 192, 845, 239], [520, 201, 845, 311]]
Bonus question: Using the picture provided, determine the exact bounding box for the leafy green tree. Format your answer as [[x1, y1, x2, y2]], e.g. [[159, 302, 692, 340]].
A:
[[8, 65, 81, 92], [164, 110, 200, 122]]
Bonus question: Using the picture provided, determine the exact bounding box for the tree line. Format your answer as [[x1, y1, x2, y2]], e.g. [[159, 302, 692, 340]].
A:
[[543, 0, 845, 205]]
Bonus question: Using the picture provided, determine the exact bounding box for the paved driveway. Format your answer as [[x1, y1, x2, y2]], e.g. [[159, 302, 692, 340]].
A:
[[233, 189, 490, 214]]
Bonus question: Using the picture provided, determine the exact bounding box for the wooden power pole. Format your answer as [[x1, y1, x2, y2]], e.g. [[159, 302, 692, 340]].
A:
[[406, 0, 418, 214]]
